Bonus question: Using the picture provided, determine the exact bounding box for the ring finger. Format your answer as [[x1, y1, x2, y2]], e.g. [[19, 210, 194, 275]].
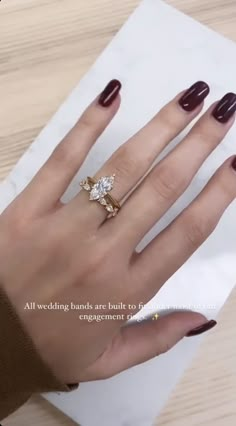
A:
[[67, 81, 210, 223]]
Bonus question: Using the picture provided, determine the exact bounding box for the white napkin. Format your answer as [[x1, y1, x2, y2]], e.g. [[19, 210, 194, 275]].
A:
[[1, 0, 236, 425]]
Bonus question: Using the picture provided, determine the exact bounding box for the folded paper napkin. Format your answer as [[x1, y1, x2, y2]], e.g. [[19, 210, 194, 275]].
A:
[[1, 0, 236, 425]]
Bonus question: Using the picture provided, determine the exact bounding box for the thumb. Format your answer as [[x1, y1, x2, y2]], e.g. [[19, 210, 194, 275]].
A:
[[80, 311, 216, 381]]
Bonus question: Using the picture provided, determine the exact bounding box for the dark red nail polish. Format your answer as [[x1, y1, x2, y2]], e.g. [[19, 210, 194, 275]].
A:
[[179, 81, 210, 112], [212, 93, 236, 123], [186, 320, 217, 337], [98, 79, 121, 107], [231, 156, 236, 171]]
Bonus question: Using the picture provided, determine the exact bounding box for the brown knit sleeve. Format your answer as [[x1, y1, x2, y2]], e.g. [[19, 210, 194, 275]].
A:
[[0, 287, 77, 421]]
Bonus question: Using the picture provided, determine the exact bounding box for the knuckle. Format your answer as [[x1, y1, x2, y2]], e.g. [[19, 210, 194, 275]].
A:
[[190, 118, 224, 147], [157, 105, 181, 130], [51, 114, 98, 167], [152, 331, 173, 356], [51, 139, 73, 166], [150, 164, 186, 201], [181, 210, 216, 249], [157, 106, 173, 128], [217, 169, 236, 200], [78, 113, 97, 136], [111, 145, 145, 181], [158, 340, 173, 356]]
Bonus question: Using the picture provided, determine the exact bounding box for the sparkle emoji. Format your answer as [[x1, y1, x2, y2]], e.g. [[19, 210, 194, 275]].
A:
[[152, 313, 159, 320]]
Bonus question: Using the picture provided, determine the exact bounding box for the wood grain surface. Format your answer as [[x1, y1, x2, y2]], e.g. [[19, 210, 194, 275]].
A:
[[1, 0, 236, 425]]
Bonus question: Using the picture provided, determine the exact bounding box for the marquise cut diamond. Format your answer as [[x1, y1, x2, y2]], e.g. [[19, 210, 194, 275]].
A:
[[89, 176, 115, 201], [80, 174, 119, 218]]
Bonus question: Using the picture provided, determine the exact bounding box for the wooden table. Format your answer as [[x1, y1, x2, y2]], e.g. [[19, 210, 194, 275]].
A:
[[1, 0, 236, 425]]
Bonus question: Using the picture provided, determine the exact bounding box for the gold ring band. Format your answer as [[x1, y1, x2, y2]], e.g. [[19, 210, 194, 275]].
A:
[[80, 175, 121, 218]]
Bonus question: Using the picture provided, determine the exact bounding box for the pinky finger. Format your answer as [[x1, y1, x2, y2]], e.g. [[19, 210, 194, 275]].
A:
[[78, 311, 211, 381]]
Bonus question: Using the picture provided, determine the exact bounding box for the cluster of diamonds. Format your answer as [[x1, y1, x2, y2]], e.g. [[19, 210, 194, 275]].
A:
[[80, 175, 119, 217]]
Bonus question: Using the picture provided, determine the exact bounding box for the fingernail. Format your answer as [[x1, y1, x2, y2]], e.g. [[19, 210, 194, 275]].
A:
[[186, 320, 217, 337], [98, 79, 122, 107], [179, 81, 210, 112], [231, 156, 236, 171], [212, 93, 236, 123]]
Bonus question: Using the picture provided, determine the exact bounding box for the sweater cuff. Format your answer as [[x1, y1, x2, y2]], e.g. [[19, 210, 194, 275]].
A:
[[0, 286, 77, 420]]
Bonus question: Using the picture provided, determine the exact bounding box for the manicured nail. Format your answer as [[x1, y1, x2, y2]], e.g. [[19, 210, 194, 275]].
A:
[[98, 79, 122, 107], [212, 93, 236, 123], [231, 156, 236, 171], [179, 81, 210, 112], [186, 320, 217, 337]]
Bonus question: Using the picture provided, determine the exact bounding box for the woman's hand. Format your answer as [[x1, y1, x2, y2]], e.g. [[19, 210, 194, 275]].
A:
[[1, 80, 236, 384]]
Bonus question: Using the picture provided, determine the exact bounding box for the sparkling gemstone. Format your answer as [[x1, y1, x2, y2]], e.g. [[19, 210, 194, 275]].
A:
[[89, 187, 100, 200], [106, 204, 114, 213], [99, 176, 114, 192], [90, 176, 114, 201], [80, 180, 91, 191], [83, 183, 91, 191], [99, 198, 107, 206]]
